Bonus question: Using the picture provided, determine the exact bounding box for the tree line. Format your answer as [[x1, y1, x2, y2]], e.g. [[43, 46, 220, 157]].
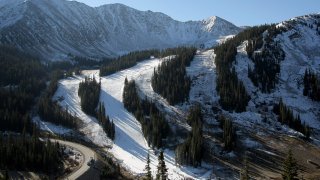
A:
[[78, 77, 117, 140], [214, 41, 250, 112], [303, 69, 320, 101], [99, 47, 198, 78], [0, 131, 63, 173], [78, 77, 101, 116], [273, 99, 311, 139], [247, 25, 285, 93], [38, 72, 80, 129], [46, 55, 107, 76], [123, 78, 171, 148], [175, 105, 203, 167], [100, 49, 160, 76], [151, 47, 197, 105], [97, 102, 115, 140]]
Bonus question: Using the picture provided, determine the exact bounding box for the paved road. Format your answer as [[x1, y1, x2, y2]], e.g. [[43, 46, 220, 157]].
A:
[[51, 139, 96, 180]]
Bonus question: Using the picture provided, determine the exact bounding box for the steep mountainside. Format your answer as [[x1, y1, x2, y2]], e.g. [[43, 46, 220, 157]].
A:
[[0, 0, 240, 61], [234, 14, 320, 130]]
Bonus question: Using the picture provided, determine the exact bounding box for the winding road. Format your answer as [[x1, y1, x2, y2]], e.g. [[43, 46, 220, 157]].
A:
[[51, 139, 96, 180]]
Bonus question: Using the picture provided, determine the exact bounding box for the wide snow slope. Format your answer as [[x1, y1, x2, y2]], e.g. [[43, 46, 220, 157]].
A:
[[100, 57, 212, 179], [0, 0, 240, 60], [53, 70, 111, 146], [52, 57, 212, 179]]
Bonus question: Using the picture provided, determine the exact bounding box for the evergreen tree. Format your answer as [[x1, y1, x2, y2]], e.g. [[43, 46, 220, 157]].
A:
[[78, 77, 101, 116], [144, 151, 153, 180], [123, 79, 170, 148], [303, 69, 320, 101], [151, 47, 196, 105], [273, 99, 311, 139], [0, 133, 63, 173], [97, 102, 115, 140], [175, 105, 203, 167], [156, 151, 167, 180], [220, 116, 236, 151], [282, 150, 299, 180]]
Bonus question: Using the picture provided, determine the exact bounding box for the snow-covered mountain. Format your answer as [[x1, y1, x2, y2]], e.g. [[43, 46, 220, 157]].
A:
[[0, 0, 240, 61]]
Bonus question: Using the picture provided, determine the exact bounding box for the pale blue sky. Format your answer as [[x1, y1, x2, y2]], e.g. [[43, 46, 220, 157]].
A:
[[74, 0, 320, 26]]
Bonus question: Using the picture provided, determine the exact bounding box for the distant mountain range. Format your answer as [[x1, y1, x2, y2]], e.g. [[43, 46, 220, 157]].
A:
[[0, 0, 240, 61]]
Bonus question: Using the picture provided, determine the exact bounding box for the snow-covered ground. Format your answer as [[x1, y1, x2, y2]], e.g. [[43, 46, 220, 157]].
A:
[[52, 57, 213, 179], [33, 116, 73, 135], [135, 56, 190, 130], [53, 71, 111, 146], [184, 50, 219, 124], [100, 57, 212, 179]]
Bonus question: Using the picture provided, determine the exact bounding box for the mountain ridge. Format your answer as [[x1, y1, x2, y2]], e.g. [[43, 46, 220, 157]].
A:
[[0, 0, 240, 61]]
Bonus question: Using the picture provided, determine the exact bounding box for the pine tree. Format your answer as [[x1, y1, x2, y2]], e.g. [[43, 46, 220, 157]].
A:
[[156, 151, 167, 180], [144, 151, 153, 180], [223, 117, 236, 151], [282, 149, 299, 180], [175, 105, 203, 167]]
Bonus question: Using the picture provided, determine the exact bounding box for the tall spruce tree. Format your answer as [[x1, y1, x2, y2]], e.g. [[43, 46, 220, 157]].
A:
[[222, 117, 236, 151], [156, 151, 167, 180], [282, 149, 299, 180], [97, 102, 115, 140], [144, 151, 153, 180]]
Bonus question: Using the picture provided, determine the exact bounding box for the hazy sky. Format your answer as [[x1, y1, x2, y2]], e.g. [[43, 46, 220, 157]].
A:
[[74, 0, 320, 26]]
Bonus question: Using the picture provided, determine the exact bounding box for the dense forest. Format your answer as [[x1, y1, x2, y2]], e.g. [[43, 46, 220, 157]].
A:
[[273, 99, 311, 139], [175, 105, 203, 167], [97, 102, 115, 140], [303, 69, 320, 101], [78, 77, 101, 116], [0, 46, 47, 133], [214, 36, 250, 112], [0, 133, 63, 173], [0, 46, 73, 173], [214, 43, 250, 112], [151, 47, 197, 105], [123, 78, 170, 148], [47, 55, 107, 76]]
